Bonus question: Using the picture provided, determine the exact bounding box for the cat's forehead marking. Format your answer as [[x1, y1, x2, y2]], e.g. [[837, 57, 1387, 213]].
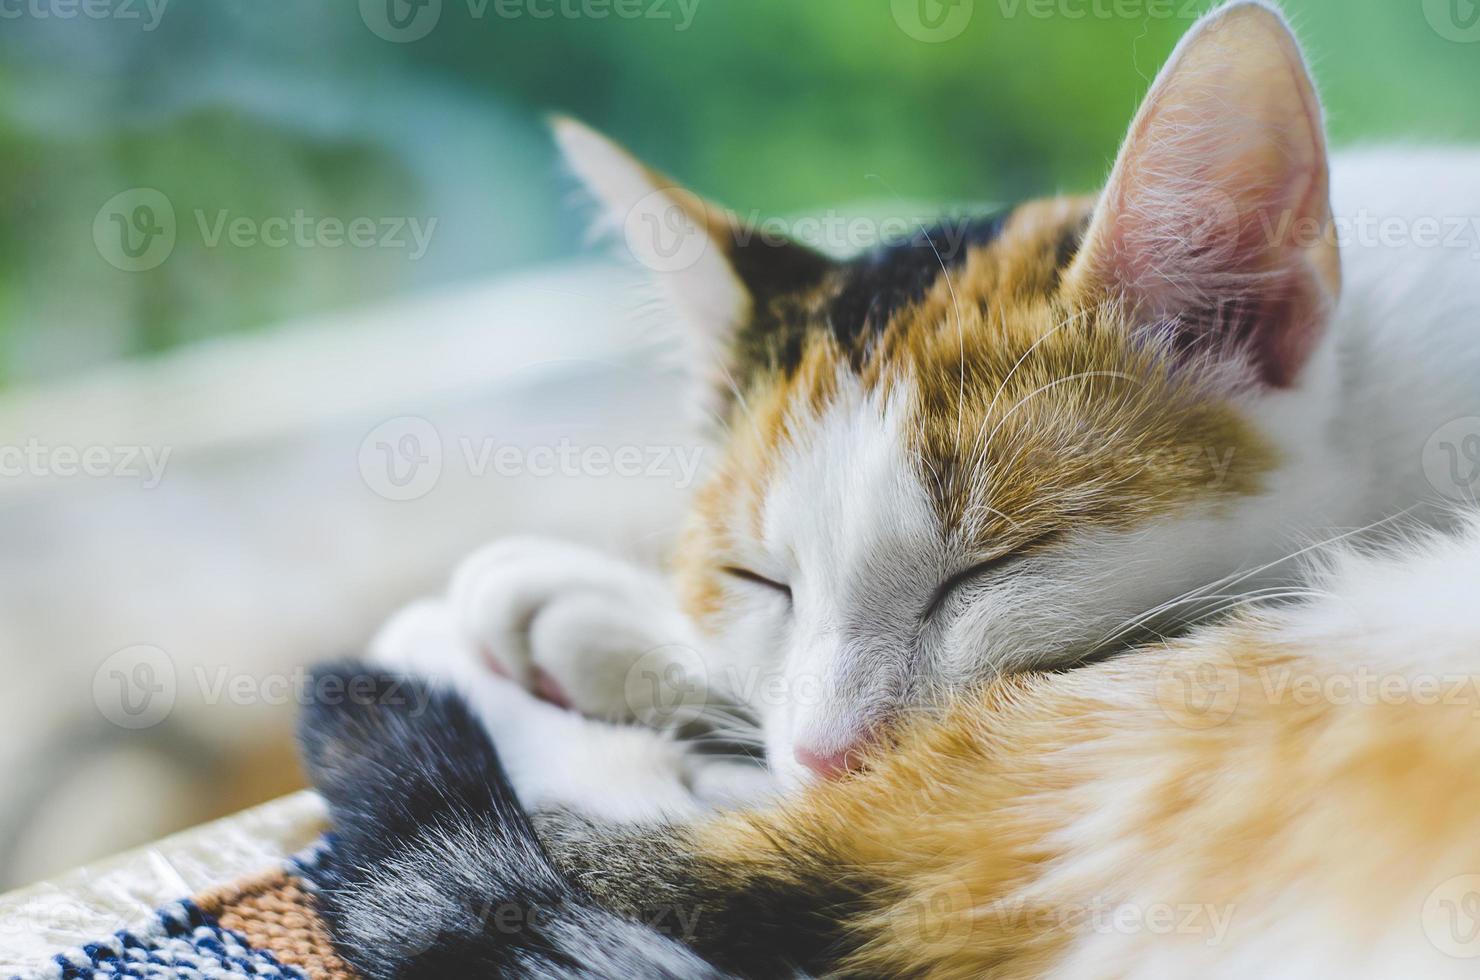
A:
[[731, 200, 1088, 384], [824, 212, 1013, 361], [730, 212, 1013, 385], [720, 195, 1278, 556]]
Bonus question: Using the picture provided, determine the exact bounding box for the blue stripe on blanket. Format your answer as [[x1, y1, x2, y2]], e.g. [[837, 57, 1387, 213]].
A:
[[11, 847, 335, 980]]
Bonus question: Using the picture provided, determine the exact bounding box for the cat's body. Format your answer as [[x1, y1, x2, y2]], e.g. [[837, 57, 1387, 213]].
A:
[[307, 511, 1480, 978], [1320, 147, 1480, 522], [381, 0, 1480, 807], [308, 5, 1480, 975]]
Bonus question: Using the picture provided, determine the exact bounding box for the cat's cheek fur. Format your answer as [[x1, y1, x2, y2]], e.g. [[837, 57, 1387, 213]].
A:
[[931, 356, 1359, 679]]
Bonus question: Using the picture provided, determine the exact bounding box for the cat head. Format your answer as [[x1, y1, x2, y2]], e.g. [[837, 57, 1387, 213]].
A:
[[557, 0, 1340, 785]]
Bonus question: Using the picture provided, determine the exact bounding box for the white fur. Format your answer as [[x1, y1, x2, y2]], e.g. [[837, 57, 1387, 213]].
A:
[[378, 4, 1480, 818], [370, 598, 769, 820], [1046, 514, 1480, 979], [726, 373, 946, 786], [445, 536, 702, 722]]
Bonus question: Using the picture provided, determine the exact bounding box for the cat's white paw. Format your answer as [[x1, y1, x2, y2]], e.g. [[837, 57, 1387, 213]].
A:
[[461, 664, 779, 822], [370, 594, 778, 821], [366, 599, 705, 819], [448, 536, 705, 724], [368, 598, 478, 683], [467, 667, 705, 821]]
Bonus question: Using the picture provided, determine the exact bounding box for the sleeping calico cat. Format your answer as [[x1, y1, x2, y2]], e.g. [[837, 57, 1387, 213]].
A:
[[308, 511, 1480, 977], [303, 1, 1480, 975], [370, 0, 1479, 808]]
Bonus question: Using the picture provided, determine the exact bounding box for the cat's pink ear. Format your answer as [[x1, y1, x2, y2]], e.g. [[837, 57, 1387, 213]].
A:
[[552, 117, 832, 367], [1064, 1, 1340, 388]]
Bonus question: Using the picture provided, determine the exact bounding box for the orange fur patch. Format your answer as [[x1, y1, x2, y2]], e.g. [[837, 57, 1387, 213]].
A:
[[690, 623, 1480, 977]]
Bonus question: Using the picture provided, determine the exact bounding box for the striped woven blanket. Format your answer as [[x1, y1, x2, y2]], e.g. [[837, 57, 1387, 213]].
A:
[[13, 846, 355, 980]]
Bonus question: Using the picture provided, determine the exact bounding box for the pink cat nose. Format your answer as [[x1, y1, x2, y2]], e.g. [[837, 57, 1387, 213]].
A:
[[794, 743, 870, 780]]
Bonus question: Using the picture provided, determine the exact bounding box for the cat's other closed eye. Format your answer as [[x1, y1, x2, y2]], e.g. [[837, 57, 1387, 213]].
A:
[[722, 566, 793, 603], [921, 531, 1063, 621]]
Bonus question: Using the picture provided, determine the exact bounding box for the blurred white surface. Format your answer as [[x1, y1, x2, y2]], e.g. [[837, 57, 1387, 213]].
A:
[[0, 259, 703, 886]]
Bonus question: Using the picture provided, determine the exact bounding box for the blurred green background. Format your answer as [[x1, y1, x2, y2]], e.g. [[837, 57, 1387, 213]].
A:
[[1, 0, 1475, 387]]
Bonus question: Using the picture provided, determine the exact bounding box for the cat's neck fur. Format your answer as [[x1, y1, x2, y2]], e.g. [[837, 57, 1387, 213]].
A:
[[1315, 149, 1480, 529]]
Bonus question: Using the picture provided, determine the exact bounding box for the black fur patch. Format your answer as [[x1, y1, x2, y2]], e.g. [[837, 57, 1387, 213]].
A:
[[731, 211, 1011, 380], [299, 663, 735, 980], [535, 808, 862, 977], [826, 212, 1010, 358]]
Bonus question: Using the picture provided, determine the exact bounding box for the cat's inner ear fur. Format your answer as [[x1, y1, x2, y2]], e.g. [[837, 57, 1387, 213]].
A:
[[552, 117, 835, 403], [1063, 1, 1341, 388]]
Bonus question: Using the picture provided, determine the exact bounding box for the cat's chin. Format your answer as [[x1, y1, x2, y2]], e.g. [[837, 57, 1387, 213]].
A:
[[767, 753, 818, 792], [757, 718, 808, 790]]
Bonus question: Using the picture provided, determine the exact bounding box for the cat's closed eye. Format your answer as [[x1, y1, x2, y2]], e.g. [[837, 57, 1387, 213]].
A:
[[722, 566, 793, 603], [922, 532, 1062, 621]]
